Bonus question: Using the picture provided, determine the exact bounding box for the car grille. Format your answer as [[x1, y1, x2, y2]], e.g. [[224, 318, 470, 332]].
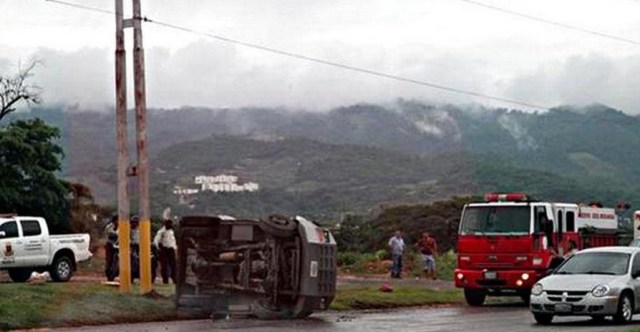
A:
[[545, 290, 588, 303], [537, 304, 600, 313]]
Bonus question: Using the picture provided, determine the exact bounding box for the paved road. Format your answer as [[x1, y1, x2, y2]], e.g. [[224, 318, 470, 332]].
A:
[[43, 302, 640, 332]]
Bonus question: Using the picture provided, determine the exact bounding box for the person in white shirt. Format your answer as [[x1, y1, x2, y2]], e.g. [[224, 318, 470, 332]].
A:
[[388, 230, 405, 279], [154, 218, 177, 284]]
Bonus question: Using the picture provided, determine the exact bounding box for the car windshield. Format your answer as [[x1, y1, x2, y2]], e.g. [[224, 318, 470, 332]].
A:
[[555, 252, 630, 275], [459, 206, 530, 235]]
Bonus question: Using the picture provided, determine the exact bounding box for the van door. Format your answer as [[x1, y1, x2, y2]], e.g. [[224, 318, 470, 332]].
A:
[[0, 220, 21, 268], [19, 219, 48, 266]]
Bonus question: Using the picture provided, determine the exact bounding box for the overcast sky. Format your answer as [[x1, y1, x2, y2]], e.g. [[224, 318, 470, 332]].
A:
[[2, 0, 640, 112]]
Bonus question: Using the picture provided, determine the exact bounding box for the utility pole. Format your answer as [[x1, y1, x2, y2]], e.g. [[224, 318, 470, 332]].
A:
[[114, 0, 152, 294], [132, 0, 153, 294], [114, 0, 131, 293]]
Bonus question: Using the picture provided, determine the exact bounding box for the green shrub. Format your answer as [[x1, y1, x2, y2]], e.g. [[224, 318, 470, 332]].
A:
[[337, 252, 360, 266], [374, 249, 389, 260]]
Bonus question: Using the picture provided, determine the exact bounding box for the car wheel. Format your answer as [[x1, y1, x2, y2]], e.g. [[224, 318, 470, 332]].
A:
[[613, 293, 634, 324], [533, 313, 553, 325], [8, 268, 32, 283], [464, 289, 486, 306], [50, 255, 74, 282]]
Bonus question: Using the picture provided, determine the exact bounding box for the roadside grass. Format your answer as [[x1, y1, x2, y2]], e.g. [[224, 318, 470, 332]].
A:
[[330, 284, 463, 310], [0, 278, 464, 330], [0, 283, 175, 331]]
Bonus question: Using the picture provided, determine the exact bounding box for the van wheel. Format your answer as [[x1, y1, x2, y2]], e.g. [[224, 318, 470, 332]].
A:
[[8, 268, 31, 283], [259, 215, 298, 237], [533, 313, 553, 325], [613, 293, 634, 324], [50, 255, 74, 282], [464, 289, 486, 306]]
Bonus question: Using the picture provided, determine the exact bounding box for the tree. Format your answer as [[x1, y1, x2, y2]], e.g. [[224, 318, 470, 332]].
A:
[[0, 118, 70, 233], [0, 61, 41, 122]]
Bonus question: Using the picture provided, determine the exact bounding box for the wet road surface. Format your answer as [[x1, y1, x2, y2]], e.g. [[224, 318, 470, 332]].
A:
[[43, 302, 640, 332]]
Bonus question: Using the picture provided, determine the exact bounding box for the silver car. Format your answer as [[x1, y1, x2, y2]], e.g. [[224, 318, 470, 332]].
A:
[[530, 246, 640, 325]]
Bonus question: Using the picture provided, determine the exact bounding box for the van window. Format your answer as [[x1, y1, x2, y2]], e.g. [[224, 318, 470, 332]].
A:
[[566, 211, 575, 232], [21, 220, 42, 237], [0, 221, 19, 238]]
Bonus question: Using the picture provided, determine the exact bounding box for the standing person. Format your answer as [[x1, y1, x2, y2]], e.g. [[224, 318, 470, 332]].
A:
[[154, 218, 177, 284], [388, 230, 405, 279], [130, 216, 140, 281], [104, 215, 118, 280], [417, 232, 438, 280]]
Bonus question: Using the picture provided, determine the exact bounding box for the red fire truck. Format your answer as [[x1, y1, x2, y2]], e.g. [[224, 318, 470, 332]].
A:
[[455, 193, 622, 306]]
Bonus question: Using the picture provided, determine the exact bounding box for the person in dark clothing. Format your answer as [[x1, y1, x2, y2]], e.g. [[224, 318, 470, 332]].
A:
[[104, 215, 118, 280]]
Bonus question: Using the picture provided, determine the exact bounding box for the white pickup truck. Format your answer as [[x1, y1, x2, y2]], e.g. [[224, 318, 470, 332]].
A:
[[0, 215, 92, 282]]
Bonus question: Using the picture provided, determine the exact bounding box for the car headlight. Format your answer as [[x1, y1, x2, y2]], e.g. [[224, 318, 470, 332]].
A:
[[531, 283, 544, 296], [591, 285, 611, 297]]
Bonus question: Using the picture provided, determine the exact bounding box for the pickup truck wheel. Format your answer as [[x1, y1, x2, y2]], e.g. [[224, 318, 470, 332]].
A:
[[464, 289, 486, 306], [50, 256, 73, 282], [8, 268, 31, 283]]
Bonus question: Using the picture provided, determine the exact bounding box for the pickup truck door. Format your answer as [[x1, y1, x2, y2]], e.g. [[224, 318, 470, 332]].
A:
[[18, 219, 49, 267], [0, 220, 21, 268]]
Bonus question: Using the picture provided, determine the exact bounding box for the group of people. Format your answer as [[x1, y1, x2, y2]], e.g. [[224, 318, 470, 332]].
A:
[[388, 230, 438, 279], [104, 216, 178, 284]]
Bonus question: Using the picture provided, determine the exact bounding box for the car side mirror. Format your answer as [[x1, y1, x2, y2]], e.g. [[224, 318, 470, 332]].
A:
[[0, 231, 5, 238]]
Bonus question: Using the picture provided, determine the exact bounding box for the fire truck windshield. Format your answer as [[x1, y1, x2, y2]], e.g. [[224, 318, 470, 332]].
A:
[[460, 206, 531, 235]]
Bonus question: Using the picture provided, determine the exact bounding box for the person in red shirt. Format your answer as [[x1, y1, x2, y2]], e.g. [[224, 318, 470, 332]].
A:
[[416, 232, 438, 280]]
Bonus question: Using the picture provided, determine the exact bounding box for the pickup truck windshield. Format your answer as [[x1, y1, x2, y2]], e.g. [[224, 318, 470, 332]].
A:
[[460, 206, 530, 235], [555, 252, 630, 275]]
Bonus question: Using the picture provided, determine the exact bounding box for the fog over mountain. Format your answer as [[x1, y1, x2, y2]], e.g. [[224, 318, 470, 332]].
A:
[[8, 100, 640, 220]]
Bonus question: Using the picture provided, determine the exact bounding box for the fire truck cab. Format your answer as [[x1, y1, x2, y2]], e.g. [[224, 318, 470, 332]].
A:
[[455, 193, 620, 306]]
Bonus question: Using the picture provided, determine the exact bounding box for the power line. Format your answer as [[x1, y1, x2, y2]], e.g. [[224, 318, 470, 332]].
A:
[[45, 0, 117, 16], [45, 0, 549, 110], [456, 0, 640, 47]]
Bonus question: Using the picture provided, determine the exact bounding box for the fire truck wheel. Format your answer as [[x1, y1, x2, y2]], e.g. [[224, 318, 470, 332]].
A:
[[8, 268, 32, 283], [519, 290, 531, 304], [464, 289, 486, 306], [533, 313, 553, 325]]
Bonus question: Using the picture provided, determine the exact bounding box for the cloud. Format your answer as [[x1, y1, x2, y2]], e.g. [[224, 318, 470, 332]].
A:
[[3, 42, 640, 114], [506, 54, 640, 113]]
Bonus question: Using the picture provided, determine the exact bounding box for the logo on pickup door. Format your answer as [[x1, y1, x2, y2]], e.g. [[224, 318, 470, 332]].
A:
[[4, 243, 13, 256]]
